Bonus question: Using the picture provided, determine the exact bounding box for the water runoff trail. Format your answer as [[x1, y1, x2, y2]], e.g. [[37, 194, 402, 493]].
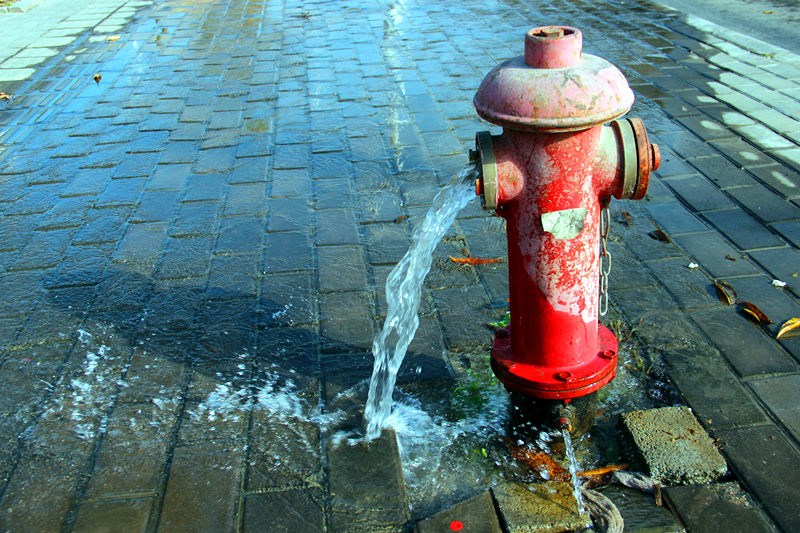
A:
[[363, 162, 480, 441]]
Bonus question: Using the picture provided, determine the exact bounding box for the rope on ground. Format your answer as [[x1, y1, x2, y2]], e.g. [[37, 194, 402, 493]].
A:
[[612, 471, 656, 492], [582, 489, 624, 533]]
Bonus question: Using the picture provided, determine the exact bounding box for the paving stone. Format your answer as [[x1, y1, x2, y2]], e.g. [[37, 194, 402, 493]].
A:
[[223, 182, 267, 218], [415, 491, 502, 533], [687, 155, 758, 189], [748, 374, 800, 445], [157, 445, 241, 533], [326, 429, 410, 533], [646, 201, 709, 235], [671, 232, 759, 278], [646, 257, 721, 311], [493, 482, 591, 533], [702, 208, 785, 250], [726, 185, 800, 222], [690, 309, 795, 377], [242, 490, 325, 533], [72, 499, 155, 533], [716, 425, 800, 533], [317, 245, 369, 292], [663, 483, 774, 533], [771, 220, 800, 248], [748, 247, 800, 294], [664, 347, 768, 430], [747, 163, 800, 199], [661, 174, 736, 211]]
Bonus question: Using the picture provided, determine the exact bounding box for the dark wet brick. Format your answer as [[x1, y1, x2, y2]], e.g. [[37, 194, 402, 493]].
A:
[[273, 144, 308, 170], [147, 164, 191, 190], [364, 223, 410, 265], [112, 222, 169, 272], [259, 271, 315, 327], [716, 425, 800, 533], [262, 231, 312, 273], [97, 177, 146, 207], [318, 245, 368, 293], [433, 285, 496, 348], [8, 228, 75, 272], [358, 191, 403, 224], [157, 445, 241, 533], [242, 490, 325, 532], [131, 190, 181, 223], [749, 375, 800, 443], [691, 309, 794, 377], [171, 202, 218, 237], [748, 247, 800, 293], [319, 291, 373, 353], [702, 208, 785, 250], [726, 186, 800, 223], [672, 232, 759, 278], [646, 257, 720, 311], [311, 152, 350, 180], [231, 158, 268, 184], [747, 164, 800, 199], [194, 146, 236, 174], [156, 236, 213, 279], [158, 141, 198, 165], [316, 210, 360, 245], [126, 130, 170, 154], [73, 499, 155, 533], [113, 152, 161, 179], [216, 217, 264, 255], [659, 131, 719, 159], [205, 253, 259, 300], [222, 183, 267, 218]]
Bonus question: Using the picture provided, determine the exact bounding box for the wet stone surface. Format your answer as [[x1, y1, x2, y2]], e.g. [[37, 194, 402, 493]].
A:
[[2, 0, 800, 530]]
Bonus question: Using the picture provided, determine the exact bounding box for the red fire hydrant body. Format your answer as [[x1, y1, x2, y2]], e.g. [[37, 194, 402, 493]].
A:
[[472, 27, 660, 423]]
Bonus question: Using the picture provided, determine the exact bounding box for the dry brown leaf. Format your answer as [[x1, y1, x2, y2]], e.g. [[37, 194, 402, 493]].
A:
[[0, 92, 12, 100], [714, 282, 734, 306], [777, 318, 800, 339], [764, 10, 773, 14], [740, 301, 772, 325], [504, 440, 570, 482], [393, 215, 407, 224], [648, 229, 670, 243], [450, 256, 502, 265], [106, 35, 121, 42], [93, 73, 102, 85], [577, 463, 628, 477], [620, 211, 632, 227]]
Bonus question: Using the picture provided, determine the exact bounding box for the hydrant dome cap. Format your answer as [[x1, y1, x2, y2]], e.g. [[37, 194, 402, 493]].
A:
[[473, 54, 634, 132]]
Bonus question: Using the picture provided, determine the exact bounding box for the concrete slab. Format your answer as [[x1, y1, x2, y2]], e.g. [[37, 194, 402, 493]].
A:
[[622, 406, 728, 485], [415, 491, 502, 533], [492, 482, 592, 533]]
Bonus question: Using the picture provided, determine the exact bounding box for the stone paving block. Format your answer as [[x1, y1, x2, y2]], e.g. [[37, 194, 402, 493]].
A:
[[259, 270, 316, 327], [318, 245, 369, 293], [708, 137, 778, 168], [72, 498, 154, 533], [170, 201, 218, 237], [262, 231, 311, 273], [493, 482, 591, 533], [663, 483, 774, 533], [131, 190, 181, 223], [726, 185, 800, 223], [702, 208, 785, 250], [677, 115, 736, 141], [688, 155, 759, 189], [747, 247, 800, 294], [661, 174, 736, 211], [432, 284, 497, 349], [112, 222, 168, 274], [747, 163, 800, 199], [157, 445, 241, 533], [214, 216, 263, 255], [671, 232, 759, 278], [364, 222, 411, 265], [749, 374, 800, 445], [716, 425, 800, 532], [327, 429, 410, 533], [155, 235, 213, 279], [660, 131, 719, 160], [690, 309, 795, 377], [771, 220, 800, 249], [622, 406, 728, 484], [97, 176, 146, 207], [319, 291, 374, 354], [646, 257, 722, 311], [415, 491, 502, 533], [222, 182, 267, 218], [242, 490, 325, 533], [646, 201, 710, 235], [9, 226, 75, 271], [315, 209, 360, 245]]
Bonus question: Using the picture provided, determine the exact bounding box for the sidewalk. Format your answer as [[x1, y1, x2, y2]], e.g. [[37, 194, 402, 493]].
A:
[[0, 0, 799, 531]]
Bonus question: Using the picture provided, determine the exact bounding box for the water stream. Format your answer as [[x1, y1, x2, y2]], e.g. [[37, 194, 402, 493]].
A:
[[363, 162, 480, 441], [563, 428, 586, 516]]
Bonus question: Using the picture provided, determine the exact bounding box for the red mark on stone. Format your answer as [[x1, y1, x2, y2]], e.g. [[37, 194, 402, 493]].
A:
[[450, 520, 464, 531]]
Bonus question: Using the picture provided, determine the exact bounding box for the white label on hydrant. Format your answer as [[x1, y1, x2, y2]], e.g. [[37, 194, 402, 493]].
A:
[[541, 207, 588, 240]]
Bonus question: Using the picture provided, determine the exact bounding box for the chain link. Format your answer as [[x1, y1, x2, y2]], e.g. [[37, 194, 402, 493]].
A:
[[599, 206, 612, 316]]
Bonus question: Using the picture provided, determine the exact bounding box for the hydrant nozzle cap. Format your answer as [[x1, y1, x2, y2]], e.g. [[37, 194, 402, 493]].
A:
[[525, 26, 582, 69]]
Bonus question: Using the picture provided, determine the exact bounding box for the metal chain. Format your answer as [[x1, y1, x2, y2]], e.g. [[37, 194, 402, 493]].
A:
[[599, 206, 612, 317]]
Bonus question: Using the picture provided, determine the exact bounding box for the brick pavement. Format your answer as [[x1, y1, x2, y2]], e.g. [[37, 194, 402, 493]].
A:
[[1, 0, 800, 531]]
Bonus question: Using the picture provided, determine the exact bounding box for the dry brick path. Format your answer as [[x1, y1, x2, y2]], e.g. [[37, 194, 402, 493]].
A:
[[0, 0, 799, 531]]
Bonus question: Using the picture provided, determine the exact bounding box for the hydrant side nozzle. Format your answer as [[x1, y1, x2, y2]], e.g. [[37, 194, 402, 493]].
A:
[[474, 131, 498, 210], [609, 118, 658, 201]]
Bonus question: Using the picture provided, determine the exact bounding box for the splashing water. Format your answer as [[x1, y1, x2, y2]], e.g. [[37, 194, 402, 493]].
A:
[[563, 429, 586, 516], [364, 163, 479, 441]]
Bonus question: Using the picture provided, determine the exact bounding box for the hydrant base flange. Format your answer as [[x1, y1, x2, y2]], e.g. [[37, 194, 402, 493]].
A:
[[490, 324, 618, 400]]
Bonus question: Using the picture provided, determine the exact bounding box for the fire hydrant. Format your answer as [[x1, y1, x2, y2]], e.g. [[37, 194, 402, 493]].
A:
[[471, 26, 660, 436]]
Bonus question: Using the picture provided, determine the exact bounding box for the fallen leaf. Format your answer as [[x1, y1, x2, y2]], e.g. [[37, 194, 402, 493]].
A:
[[450, 256, 502, 265], [764, 10, 773, 14], [777, 318, 800, 339], [0, 92, 12, 100], [393, 215, 407, 224], [724, 254, 737, 262], [106, 35, 121, 42], [504, 439, 570, 482], [619, 211, 632, 227], [714, 282, 734, 306], [577, 463, 628, 477], [648, 229, 670, 243], [93, 73, 102, 85], [739, 301, 772, 325]]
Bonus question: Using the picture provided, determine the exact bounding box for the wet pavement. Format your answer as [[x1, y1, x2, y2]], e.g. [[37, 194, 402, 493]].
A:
[[1, 0, 800, 531]]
